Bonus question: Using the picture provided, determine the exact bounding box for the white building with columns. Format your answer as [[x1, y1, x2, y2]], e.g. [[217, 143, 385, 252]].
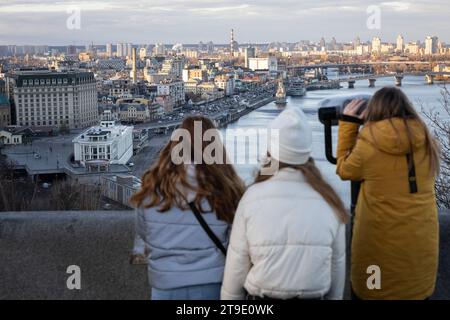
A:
[[73, 120, 133, 166]]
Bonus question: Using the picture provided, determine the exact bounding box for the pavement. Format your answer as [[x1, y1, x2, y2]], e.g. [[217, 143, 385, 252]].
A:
[[1, 134, 76, 174]]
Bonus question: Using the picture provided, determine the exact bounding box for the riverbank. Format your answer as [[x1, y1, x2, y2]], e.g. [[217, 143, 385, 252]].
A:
[[217, 96, 275, 128], [306, 80, 341, 91]]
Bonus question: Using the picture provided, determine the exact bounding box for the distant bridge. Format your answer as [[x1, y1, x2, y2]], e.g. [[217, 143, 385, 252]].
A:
[[286, 61, 443, 70], [335, 71, 450, 88]]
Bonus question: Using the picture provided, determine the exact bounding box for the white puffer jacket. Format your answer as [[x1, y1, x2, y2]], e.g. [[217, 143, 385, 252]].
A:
[[221, 168, 346, 300]]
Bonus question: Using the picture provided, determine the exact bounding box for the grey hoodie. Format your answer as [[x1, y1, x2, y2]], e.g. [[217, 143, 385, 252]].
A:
[[135, 165, 230, 290]]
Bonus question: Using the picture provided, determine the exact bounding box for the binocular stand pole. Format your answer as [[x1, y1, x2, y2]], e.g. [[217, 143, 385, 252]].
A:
[[350, 181, 361, 239]]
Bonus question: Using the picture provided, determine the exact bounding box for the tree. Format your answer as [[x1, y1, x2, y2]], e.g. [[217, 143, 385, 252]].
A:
[[46, 180, 102, 211], [422, 85, 450, 209]]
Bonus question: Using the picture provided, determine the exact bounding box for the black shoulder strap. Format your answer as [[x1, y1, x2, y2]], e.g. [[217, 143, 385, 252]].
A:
[[188, 202, 227, 256], [406, 153, 418, 194]]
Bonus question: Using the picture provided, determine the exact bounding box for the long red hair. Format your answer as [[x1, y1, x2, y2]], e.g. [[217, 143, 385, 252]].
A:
[[131, 116, 245, 224]]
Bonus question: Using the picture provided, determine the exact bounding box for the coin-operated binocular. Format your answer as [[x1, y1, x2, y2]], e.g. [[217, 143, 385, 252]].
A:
[[317, 94, 372, 215]]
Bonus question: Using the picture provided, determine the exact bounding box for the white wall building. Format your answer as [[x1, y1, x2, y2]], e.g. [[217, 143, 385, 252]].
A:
[[102, 175, 141, 208], [371, 37, 381, 54], [248, 57, 278, 72], [405, 42, 421, 55], [425, 36, 439, 55], [116, 43, 124, 57], [396, 35, 404, 53], [0, 129, 23, 145], [73, 120, 133, 166], [106, 43, 113, 57]]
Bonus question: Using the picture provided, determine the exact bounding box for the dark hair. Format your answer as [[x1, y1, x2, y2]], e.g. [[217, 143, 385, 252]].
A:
[[365, 86, 440, 176]]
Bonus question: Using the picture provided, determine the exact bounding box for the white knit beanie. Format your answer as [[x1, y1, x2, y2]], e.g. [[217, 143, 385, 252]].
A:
[[268, 107, 312, 165]]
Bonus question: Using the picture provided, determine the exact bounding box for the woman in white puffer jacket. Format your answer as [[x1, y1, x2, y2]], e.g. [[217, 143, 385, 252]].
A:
[[221, 107, 349, 300]]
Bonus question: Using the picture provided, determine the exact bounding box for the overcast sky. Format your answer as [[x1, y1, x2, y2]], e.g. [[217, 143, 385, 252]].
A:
[[0, 0, 449, 45]]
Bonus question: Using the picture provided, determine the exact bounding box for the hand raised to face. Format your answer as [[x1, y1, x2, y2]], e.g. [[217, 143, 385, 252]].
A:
[[343, 99, 368, 120]]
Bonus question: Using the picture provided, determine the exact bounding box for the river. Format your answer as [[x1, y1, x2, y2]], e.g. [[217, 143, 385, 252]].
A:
[[223, 75, 448, 204]]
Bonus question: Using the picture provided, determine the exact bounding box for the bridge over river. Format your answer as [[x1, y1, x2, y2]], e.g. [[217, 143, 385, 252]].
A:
[[337, 71, 450, 88]]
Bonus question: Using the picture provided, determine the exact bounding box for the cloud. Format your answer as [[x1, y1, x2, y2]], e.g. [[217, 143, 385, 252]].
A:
[[0, 0, 448, 44], [190, 4, 251, 14], [0, 1, 119, 13], [381, 2, 411, 12]]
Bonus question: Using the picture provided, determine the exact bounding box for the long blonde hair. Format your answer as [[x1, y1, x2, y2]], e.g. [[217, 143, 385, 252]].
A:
[[131, 116, 245, 224], [254, 157, 349, 224], [365, 86, 440, 176]]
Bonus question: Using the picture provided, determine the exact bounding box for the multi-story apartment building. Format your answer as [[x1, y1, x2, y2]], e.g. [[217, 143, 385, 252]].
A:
[[371, 37, 382, 54], [214, 75, 235, 96], [72, 120, 133, 166], [184, 79, 201, 95], [405, 42, 421, 55], [182, 68, 208, 82], [118, 104, 150, 123], [116, 97, 152, 123], [153, 43, 165, 56], [0, 95, 11, 128], [11, 70, 98, 129], [425, 36, 439, 55], [156, 80, 185, 108], [396, 35, 404, 53], [108, 79, 132, 97], [197, 82, 223, 101], [116, 43, 124, 57], [161, 58, 185, 79], [244, 47, 256, 68]]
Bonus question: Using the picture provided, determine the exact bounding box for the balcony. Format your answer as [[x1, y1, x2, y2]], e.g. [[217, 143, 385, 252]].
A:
[[0, 210, 449, 300]]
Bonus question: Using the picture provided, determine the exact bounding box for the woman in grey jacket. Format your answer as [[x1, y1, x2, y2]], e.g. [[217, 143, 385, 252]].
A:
[[132, 116, 245, 300]]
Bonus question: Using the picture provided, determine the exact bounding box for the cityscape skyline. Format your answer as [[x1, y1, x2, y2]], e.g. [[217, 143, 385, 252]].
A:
[[0, 0, 449, 45]]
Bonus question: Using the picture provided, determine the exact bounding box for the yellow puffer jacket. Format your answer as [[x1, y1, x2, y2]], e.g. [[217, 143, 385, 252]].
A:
[[337, 117, 439, 300]]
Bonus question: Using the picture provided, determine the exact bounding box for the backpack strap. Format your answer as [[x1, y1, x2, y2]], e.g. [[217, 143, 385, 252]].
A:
[[406, 153, 418, 194], [188, 202, 227, 256]]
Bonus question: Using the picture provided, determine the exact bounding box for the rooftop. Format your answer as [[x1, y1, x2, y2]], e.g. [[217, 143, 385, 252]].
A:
[[1, 134, 131, 176], [73, 122, 133, 143]]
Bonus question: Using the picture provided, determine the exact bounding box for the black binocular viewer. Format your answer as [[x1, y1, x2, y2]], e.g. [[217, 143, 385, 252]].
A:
[[317, 94, 372, 217], [317, 94, 372, 163]]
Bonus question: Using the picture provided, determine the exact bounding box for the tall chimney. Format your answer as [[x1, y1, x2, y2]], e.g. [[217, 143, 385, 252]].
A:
[[132, 47, 137, 84], [230, 28, 235, 57]]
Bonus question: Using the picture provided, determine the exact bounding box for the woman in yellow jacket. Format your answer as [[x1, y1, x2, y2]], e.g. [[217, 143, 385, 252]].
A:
[[337, 87, 441, 300]]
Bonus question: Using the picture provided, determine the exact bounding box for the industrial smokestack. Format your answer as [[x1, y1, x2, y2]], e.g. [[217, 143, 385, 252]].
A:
[[230, 28, 235, 57], [132, 47, 137, 84]]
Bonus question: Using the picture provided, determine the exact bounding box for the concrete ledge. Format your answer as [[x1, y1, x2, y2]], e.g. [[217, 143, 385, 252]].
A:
[[0, 210, 448, 300], [0, 211, 149, 300]]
